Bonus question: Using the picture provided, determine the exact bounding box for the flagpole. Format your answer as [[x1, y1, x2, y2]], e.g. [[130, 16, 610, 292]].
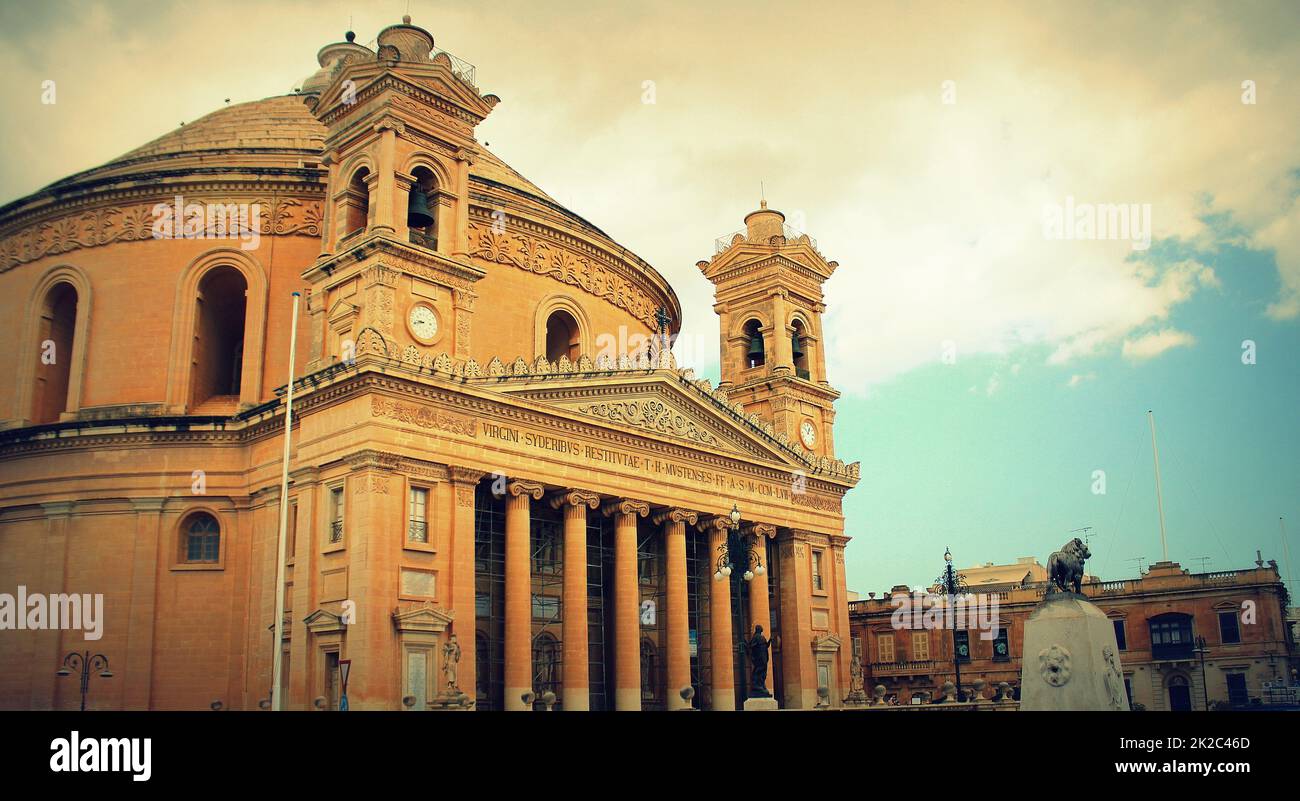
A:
[[1147, 410, 1169, 562], [271, 292, 300, 710]]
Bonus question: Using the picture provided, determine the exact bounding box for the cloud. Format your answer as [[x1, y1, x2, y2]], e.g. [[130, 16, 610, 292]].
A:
[[1121, 329, 1197, 361], [1067, 372, 1096, 388], [0, 1, 1296, 394]]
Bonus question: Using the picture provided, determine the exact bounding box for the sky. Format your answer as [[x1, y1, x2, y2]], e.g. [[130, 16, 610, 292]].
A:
[[1, 0, 1297, 597]]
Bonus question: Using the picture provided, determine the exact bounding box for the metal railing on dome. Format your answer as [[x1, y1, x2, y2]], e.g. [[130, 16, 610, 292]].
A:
[[432, 48, 477, 88], [712, 223, 819, 255]]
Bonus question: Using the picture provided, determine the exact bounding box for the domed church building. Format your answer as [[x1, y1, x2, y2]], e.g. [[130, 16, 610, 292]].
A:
[[0, 19, 859, 711]]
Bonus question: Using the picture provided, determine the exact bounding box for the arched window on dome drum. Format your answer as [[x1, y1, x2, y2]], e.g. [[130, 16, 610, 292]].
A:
[[743, 319, 765, 369], [191, 266, 247, 409], [344, 167, 370, 236], [31, 282, 78, 424], [544, 309, 580, 363], [791, 319, 810, 380], [407, 166, 438, 251], [182, 512, 221, 563]]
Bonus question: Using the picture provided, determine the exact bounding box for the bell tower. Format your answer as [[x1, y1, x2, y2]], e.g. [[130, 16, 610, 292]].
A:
[[301, 18, 499, 373], [698, 202, 841, 457]]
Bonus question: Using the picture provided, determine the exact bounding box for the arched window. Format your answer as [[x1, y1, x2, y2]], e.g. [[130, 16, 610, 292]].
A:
[[182, 512, 221, 563], [32, 282, 79, 424], [191, 266, 247, 409], [344, 167, 370, 236], [408, 166, 438, 250], [640, 638, 659, 702], [532, 632, 560, 700], [791, 319, 810, 379], [743, 319, 765, 369], [545, 309, 580, 363]]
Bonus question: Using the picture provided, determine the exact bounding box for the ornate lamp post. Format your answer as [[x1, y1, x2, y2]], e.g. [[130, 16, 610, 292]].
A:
[[56, 651, 113, 712], [713, 504, 768, 699], [935, 547, 968, 702], [1194, 635, 1210, 710]]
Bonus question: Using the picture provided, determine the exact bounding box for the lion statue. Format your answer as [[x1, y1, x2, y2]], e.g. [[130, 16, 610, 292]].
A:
[[1047, 537, 1090, 594]]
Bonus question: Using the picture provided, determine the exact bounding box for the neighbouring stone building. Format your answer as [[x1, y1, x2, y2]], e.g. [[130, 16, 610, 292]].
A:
[[849, 558, 1297, 710], [0, 19, 859, 710]]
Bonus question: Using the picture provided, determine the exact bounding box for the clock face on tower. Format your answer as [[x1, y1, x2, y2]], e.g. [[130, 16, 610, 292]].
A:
[[800, 420, 817, 449], [408, 303, 439, 343]]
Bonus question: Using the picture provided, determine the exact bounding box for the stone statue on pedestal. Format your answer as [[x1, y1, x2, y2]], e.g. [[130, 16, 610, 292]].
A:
[[442, 634, 461, 693], [747, 625, 771, 698], [1046, 537, 1090, 595]]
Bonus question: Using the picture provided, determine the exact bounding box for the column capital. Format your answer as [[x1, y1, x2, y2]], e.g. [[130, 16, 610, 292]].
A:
[[549, 489, 600, 510], [40, 501, 76, 519], [743, 523, 777, 539], [829, 533, 852, 549], [602, 498, 649, 518], [129, 497, 166, 514], [346, 449, 401, 472], [506, 479, 544, 500], [448, 465, 485, 486], [652, 508, 698, 527], [696, 515, 733, 534]]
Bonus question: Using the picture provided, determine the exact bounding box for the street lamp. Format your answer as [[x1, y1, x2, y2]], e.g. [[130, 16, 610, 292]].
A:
[[713, 504, 764, 582], [935, 547, 968, 702], [713, 504, 767, 702], [56, 651, 112, 712], [1194, 635, 1210, 710]]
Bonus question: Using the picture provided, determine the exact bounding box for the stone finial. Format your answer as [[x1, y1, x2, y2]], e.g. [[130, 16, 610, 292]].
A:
[[996, 681, 1012, 702], [872, 684, 887, 705], [940, 680, 956, 703], [972, 678, 989, 702]]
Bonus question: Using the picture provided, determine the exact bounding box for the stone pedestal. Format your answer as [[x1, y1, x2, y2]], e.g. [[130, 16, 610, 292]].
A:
[[1020, 593, 1129, 711], [743, 696, 779, 711]]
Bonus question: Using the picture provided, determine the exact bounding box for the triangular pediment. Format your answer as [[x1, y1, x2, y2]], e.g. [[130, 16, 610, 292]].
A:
[[392, 603, 455, 633], [497, 372, 801, 466]]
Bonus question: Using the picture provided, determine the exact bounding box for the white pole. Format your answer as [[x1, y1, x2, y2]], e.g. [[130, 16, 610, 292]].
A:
[[1282, 517, 1294, 599], [271, 292, 300, 710], [1147, 410, 1169, 562]]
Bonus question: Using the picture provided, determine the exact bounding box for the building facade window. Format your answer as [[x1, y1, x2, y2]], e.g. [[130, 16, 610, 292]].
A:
[[1113, 619, 1127, 650], [1225, 672, 1248, 705], [531, 594, 559, 621], [1150, 614, 1194, 660], [1218, 610, 1241, 644], [408, 486, 429, 543], [954, 630, 971, 663], [811, 549, 824, 591], [911, 631, 930, 661], [992, 628, 1010, 661], [877, 633, 895, 663], [183, 512, 221, 563], [344, 167, 370, 236], [328, 484, 345, 543]]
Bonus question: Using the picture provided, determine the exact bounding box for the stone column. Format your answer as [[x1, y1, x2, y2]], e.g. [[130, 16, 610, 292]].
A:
[[122, 498, 164, 709], [452, 147, 474, 258], [371, 120, 402, 234], [700, 516, 735, 710], [830, 534, 853, 705], [30, 501, 73, 709], [504, 480, 543, 711], [745, 524, 777, 696], [603, 499, 649, 711], [654, 508, 698, 710], [550, 489, 600, 711], [449, 467, 484, 702], [778, 530, 817, 709]]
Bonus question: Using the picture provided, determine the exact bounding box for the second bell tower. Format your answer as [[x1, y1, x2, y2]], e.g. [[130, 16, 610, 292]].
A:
[[698, 202, 841, 457]]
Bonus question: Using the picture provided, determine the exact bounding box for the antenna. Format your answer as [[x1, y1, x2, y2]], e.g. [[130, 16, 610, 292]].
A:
[[1283, 517, 1295, 598], [1071, 526, 1094, 547], [1146, 410, 1170, 561], [1190, 556, 1212, 573], [1126, 556, 1147, 575]]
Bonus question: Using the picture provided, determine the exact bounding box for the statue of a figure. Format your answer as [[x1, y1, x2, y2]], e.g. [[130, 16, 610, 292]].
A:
[[1047, 537, 1090, 594], [747, 625, 771, 697], [850, 655, 865, 694], [442, 634, 461, 693]]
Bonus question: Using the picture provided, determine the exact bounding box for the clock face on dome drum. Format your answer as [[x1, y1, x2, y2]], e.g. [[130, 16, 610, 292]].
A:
[[408, 303, 439, 343]]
